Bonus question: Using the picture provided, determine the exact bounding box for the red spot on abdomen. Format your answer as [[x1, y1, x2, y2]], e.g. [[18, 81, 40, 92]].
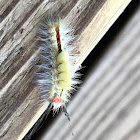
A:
[[53, 98, 63, 104], [57, 39, 61, 43], [57, 33, 60, 37]]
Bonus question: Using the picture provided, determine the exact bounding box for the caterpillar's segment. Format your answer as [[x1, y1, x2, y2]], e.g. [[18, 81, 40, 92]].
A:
[[57, 51, 71, 91], [37, 15, 80, 111]]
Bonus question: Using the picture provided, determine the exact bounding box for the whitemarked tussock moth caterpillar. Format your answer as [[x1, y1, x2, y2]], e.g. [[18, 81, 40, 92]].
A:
[[37, 14, 81, 114]]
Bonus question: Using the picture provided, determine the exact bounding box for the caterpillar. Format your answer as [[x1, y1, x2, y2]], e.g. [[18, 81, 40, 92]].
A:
[[37, 14, 80, 113]]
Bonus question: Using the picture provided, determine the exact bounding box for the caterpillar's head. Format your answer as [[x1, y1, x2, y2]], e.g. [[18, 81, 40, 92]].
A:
[[52, 97, 63, 110]]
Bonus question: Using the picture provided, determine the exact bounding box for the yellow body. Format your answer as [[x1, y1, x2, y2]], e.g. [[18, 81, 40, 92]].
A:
[[57, 51, 71, 91], [38, 17, 79, 111]]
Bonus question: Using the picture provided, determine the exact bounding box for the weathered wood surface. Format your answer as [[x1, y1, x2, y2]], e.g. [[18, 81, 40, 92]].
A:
[[0, 0, 131, 139], [39, 3, 140, 140]]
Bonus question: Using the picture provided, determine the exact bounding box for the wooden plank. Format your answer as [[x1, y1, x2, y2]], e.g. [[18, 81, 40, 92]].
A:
[[0, 0, 20, 22], [0, 0, 131, 139], [39, 4, 140, 140]]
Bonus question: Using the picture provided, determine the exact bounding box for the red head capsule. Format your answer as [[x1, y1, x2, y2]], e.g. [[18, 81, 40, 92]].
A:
[[53, 98, 63, 104]]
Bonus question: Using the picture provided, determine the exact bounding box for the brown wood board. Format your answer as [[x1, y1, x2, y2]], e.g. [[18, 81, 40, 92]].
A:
[[0, 0, 131, 139]]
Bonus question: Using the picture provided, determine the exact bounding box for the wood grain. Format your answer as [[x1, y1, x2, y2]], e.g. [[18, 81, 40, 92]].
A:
[[39, 3, 140, 140], [0, 0, 131, 139]]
